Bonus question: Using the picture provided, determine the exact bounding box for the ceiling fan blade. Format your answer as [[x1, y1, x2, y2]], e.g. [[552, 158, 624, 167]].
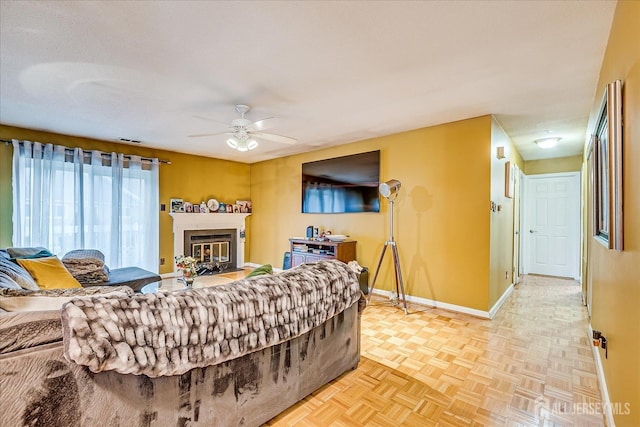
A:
[[188, 131, 233, 138], [248, 117, 274, 131], [250, 131, 297, 145], [192, 114, 230, 126]]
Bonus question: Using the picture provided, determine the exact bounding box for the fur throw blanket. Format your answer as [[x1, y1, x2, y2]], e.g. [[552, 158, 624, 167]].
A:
[[61, 260, 360, 377]]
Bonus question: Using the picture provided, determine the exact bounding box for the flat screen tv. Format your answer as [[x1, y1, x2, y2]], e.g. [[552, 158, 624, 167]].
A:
[[302, 150, 380, 213]]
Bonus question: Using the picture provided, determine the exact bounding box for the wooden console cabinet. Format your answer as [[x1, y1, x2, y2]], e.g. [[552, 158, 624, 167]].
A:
[[289, 238, 356, 268]]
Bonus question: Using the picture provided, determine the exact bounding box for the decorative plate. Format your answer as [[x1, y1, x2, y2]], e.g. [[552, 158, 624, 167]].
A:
[[207, 198, 219, 212]]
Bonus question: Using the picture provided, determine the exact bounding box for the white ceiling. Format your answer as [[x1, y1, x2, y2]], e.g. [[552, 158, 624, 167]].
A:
[[0, 1, 615, 164]]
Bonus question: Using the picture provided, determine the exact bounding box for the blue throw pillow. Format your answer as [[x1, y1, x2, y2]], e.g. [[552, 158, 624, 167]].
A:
[[7, 247, 53, 261]]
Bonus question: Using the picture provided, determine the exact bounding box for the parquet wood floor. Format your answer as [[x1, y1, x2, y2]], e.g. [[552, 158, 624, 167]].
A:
[[265, 274, 604, 426]]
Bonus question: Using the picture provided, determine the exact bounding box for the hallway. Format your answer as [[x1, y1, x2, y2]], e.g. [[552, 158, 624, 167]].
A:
[[267, 275, 604, 426]]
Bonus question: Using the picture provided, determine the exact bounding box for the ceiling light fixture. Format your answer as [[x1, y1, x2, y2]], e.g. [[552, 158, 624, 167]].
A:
[[535, 137, 561, 149], [226, 136, 258, 152]]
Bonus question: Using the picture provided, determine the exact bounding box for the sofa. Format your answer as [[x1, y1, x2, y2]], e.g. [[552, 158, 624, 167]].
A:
[[0, 260, 364, 426], [0, 247, 161, 292]]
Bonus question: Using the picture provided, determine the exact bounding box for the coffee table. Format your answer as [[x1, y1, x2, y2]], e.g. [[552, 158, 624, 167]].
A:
[[141, 275, 235, 293]]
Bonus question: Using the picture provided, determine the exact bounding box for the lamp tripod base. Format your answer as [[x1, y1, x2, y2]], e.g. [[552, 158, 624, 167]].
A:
[[367, 240, 408, 314]]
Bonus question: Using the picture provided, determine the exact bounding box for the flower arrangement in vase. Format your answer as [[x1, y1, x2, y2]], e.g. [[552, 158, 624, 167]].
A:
[[175, 255, 198, 287]]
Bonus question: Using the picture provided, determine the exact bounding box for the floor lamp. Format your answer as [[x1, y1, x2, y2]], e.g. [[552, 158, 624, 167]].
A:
[[367, 179, 408, 314]]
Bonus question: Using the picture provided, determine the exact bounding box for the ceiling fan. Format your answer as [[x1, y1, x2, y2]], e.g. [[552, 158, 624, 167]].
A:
[[189, 104, 297, 151]]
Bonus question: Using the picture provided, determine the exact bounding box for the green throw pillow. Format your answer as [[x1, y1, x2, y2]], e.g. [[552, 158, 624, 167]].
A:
[[246, 264, 273, 278]]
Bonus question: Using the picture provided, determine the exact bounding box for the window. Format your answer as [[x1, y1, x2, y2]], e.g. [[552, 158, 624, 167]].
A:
[[12, 141, 159, 270]]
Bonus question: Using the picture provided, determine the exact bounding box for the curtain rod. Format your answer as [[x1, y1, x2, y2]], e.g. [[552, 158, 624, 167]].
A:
[[1, 139, 171, 165]]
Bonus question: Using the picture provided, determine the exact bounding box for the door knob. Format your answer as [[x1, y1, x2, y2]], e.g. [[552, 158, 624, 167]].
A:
[[529, 229, 537, 234]]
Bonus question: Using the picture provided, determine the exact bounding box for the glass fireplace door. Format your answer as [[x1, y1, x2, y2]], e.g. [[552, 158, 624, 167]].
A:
[[192, 241, 229, 263]]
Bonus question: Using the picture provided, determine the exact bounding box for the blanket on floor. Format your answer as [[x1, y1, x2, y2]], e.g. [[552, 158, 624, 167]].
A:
[[61, 260, 360, 377]]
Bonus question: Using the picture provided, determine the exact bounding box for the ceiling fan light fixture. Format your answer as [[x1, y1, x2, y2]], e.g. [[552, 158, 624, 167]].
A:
[[535, 137, 561, 149], [226, 136, 239, 149], [227, 136, 258, 152], [193, 104, 295, 151]]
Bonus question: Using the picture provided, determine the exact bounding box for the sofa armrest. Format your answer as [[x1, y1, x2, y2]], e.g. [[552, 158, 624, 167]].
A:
[[81, 267, 160, 292]]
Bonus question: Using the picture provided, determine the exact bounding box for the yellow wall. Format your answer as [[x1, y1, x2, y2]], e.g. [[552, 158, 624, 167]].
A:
[[0, 125, 251, 274], [2, 116, 524, 315], [489, 118, 524, 309], [251, 116, 495, 311], [525, 155, 582, 175], [585, 1, 640, 425]]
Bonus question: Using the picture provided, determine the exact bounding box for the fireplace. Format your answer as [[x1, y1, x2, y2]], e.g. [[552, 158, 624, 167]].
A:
[[169, 212, 250, 276], [184, 228, 237, 274]]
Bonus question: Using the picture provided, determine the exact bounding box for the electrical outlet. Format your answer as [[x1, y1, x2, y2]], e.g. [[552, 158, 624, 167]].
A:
[[505, 270, 509, 280], [160, 204, 166, 211], [160, 257, 165, 265]]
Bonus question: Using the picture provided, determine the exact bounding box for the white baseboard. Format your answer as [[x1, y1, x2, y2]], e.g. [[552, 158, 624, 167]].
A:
[[489, 283, 514, 319], [588, 325, 615, 426], [243, 262, 261, 269], [243, 262, 284, 273], [371, 284, 514, 319], [370, 288, 492, 319]]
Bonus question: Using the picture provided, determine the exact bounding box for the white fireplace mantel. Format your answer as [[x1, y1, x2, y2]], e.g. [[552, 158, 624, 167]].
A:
[[169, 213, 250, 272]]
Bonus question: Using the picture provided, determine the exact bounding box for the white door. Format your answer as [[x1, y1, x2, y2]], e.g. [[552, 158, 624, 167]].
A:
[[523, 172, 580, 278]]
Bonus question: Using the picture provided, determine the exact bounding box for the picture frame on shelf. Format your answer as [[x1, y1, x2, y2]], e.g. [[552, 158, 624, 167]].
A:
[[170, 198, 184, 213], [236, 200, 252, 213]]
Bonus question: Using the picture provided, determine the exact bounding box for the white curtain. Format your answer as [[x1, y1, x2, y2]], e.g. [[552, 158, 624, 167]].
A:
[[12, 140, 159, 271]]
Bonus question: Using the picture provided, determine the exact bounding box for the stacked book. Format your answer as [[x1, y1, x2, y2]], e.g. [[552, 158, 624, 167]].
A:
[[292, 243, 309, 252]]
